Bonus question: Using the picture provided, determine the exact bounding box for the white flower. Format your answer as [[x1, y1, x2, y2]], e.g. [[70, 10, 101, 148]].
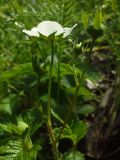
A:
[[37, 21, 63, 37], [23, 27, 39, 37], [63, 24, 77, 37], [22, 21, 77, 38]]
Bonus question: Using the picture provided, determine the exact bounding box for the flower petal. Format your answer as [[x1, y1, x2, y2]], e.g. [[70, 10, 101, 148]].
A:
[[63, 24, 77, 37], [23, 27, 39, 37], [37, 21, 64, 37]]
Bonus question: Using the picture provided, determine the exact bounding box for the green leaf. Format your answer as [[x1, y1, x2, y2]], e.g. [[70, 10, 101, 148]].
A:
[[51, 109, 64, 124], [0, 119, 28, 136], [0, 139, 23, 160], [0, 120, 40, 160], [53, 63, 81, 77], [81, 10, 89, 28], [0, 138, 41, 160], [93, 8, 103, 29], [17, 118, 28, 135], [62, 151, 85, 160], [0, 63, 33, 83], [23, 108, 44, 136], [78, 87, 95, 99], [61, 120, 87, 144], [71, 120, 87, 143], [78, 105, 95, 116], [0, 97, 11, 114], [64, 87, 95, 100], [0, 123, 12, 134], [85, 66, 102, 83]]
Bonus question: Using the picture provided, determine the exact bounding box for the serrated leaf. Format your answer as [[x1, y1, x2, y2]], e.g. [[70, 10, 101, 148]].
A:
[[62, 151, 85, 160], [17, 121, 28, 135], [0, 123, 12, 134], [53, 63, 81, 77], [0, 119, 28, 136], [61, 120, 87, 144], [0, 138, 40, 160], [71, 120, 87, 143]]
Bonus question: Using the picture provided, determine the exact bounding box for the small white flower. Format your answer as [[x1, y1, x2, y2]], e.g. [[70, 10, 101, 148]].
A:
[[86, 79, 98, 89], [15, 21, 23, 28], [22, 21, 77, 38], [23, 27, 39, 37]]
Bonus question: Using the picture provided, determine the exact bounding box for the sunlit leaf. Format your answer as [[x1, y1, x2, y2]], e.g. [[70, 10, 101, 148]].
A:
[[81, 10, 89, 28], [93, 8, 103, 29], [0, 97, 11, 114]]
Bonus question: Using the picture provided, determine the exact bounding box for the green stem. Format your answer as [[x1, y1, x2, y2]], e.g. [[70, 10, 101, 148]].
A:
[[48, 40, 54, 120], [56, 69, 85, 142], [72, 37, 95, 113], [87, 38, 96, 63], [72, 71, 85, 114], [57, 42, 61, 106], [36, 74, 40, 98], [89, 38, 95, 54], [73, 143, 76, 160], [47, 40, 58, 160], [47, 122, 58, 160]]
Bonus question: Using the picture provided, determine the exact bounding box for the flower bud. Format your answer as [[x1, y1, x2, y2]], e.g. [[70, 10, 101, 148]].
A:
[[87, 25, 103, 40]]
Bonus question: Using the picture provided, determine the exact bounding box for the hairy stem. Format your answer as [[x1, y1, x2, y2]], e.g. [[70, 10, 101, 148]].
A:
[[48, 40, 54, 120], [47, 40, 58, 160], [57, 42, 61, 106]]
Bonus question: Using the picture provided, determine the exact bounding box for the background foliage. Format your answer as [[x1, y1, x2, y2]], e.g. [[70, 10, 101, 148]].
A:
[[0, 0, 120, 159]]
